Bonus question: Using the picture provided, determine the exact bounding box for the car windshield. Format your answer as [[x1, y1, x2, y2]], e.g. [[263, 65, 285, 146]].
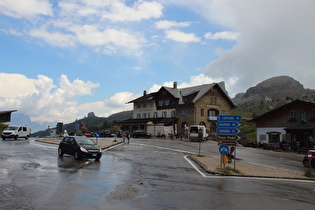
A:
[[6, 126, 19, 130], [75, 136, 95, 145]]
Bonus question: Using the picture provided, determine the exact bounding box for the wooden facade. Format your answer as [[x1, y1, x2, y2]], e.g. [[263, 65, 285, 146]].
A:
[[251, 100, 315, 150]]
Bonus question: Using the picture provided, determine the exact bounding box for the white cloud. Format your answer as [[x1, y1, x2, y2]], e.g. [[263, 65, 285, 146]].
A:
[[70, 25, 146, 55], [101, 1, 164, 22], [29, 28, 76, 47], [0, 73, 100, 123], [165, 30, 200, 43], [155, 20, 191, 29], [0, 0, 52, 18], [204, 31, 240, 41]]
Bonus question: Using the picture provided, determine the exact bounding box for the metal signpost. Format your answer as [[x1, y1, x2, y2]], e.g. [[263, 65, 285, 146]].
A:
[[308, 151, 312, 172], [217, 115, 242, 169]]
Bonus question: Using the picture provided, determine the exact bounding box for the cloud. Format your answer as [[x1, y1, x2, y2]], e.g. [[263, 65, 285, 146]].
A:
[[170, 0, 315, 92], [204, 31, 240, 41], [0, 0, 53, 18], [155, 20, 191, 29], [165, 30, 200, 43], [101, 1, 164, 22], [0, 73, 100, 123], [1, 0, 159, 56]]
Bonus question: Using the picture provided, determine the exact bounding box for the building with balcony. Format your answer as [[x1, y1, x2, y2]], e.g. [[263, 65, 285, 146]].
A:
[[119, 82, 235, 137]]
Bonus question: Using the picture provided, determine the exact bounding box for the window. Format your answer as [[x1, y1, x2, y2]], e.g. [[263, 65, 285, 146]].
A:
[[158, 100, 163, 106], [164, 99, 170, 106], [171, 111, 176, 117], [147, 113, 151, 118], [142, 113, 146, 119], [137, 114, 141, 119], [181, 109, 188, 116], [259, 134, 266, 141], [153, 112, 158, 118], [162, 112, 167, 118], [137, 104, 141, 109], [210, 97, 217, 105], [201, 109, 204, 117], [142, 103, 147, 108], [289, 110, 296, 119], [150, 103, 154, 107]]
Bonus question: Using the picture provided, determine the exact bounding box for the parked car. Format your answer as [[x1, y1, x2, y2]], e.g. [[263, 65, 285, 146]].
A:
[[58, 136, 102, 161], [101, 130, 113, 137], [302, 150, 315, 168], [132, 131, 151, 138]]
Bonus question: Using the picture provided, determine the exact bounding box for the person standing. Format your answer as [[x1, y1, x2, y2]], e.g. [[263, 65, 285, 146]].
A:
[[126, 131, 130, 143], [122, 131, 126, 143]]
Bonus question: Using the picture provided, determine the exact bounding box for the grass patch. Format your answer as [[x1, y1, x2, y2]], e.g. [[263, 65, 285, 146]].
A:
[[304, 169, 315, 178], [217, 166, 242, 175]]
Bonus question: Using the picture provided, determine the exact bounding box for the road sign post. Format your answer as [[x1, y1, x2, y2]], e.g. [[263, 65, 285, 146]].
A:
[[217, 115, 242, 169], [308, 151, 312, 171]]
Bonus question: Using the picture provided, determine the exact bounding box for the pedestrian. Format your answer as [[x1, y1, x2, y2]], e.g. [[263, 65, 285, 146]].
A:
[[127, 131, 130, 143], [122, 131, 126, 143]]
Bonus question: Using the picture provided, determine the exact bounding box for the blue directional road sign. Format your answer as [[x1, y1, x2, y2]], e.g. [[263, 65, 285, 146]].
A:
[[219, 144, 229, 155], [217, 121, 240, 128], [94, 132, 100, 138], [217, 115, 242, 122], [217, 128, 240, 135]]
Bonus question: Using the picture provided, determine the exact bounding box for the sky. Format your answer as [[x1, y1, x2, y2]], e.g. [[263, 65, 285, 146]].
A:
[[0, 0, 315, 125]]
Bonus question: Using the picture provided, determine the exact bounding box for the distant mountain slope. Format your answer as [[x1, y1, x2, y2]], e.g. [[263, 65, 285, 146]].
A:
[[233, 76, 315, 105], [33, 110, 133, 136]]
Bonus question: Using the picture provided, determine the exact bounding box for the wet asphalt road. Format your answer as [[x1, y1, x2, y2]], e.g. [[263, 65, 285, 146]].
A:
[[0, 138, 315, 210]]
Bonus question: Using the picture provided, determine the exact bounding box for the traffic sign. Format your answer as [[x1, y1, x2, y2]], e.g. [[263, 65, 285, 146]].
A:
[[217, 122, 240, 128], [94, 132, 100, 138], [218, 135, 240, 141], [217, 115, 242, 122], [219, 144, 229, 155], [308, 151, 313, 161], [217, 128, 240, 135], [220, 140, 237, 146]]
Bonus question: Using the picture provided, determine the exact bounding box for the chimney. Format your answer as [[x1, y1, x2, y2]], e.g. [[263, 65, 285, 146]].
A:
[[143, 90, 147, 96], [173, 82, 177, 89]]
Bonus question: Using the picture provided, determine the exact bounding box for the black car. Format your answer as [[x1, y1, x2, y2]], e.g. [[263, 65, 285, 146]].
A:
[[302, 150, 315, 168], [58, 136, 102, 161], [132, 131, 151, 138]]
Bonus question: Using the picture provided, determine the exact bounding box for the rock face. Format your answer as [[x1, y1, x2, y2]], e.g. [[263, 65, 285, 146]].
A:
[[232, 76, 315, 105], [87, 112, 96, 118]]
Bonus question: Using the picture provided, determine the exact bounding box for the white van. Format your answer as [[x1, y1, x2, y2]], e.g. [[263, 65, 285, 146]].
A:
[[2, 125, 32, 140], [189, 125, 209, 141]]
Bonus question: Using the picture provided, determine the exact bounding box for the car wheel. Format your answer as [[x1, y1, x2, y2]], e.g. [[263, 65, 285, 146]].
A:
[[74, 151, 82, 160], [303, 160, 310, 167], [25, 135, 29, 140], [14, 135, 18, 140], [95, 157, 100, 161], [2, 137, 5, 140], [58, 147, 64, 157]]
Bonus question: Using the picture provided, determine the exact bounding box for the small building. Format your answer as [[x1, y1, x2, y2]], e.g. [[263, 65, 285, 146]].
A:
[[119, 82, 235, 138], [0, 110, 17, 125], [251, 99, 315, 150]]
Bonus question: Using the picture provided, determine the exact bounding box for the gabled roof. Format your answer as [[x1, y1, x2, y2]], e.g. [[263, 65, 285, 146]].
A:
[[164, 83, 216, 104], [127, 92, 157, 103], [128, 82, 235, 108], [250, 99, 315, 122]]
